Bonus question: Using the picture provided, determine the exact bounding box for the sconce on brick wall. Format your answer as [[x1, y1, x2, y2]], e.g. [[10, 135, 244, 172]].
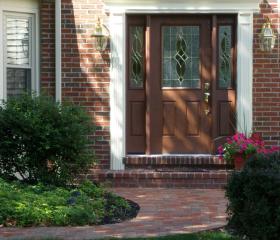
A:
[[91, 18, 110, 51], [259, 17, 276, 52]]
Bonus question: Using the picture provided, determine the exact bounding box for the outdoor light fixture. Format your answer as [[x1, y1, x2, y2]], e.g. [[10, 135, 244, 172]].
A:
[[259, 17, 276, 52], [91, 18, 110, 51]]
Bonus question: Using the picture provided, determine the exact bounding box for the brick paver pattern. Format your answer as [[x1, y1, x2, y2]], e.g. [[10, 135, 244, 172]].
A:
[[0, 188, 227, 240]]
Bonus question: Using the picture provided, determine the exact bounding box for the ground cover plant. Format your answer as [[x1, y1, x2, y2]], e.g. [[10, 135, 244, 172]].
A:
[[0, 178, 139, 227], [0, 94, 95, 186], [226, 153, 280, 239]]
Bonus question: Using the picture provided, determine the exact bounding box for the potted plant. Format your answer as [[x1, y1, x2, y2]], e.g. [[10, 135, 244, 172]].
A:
[[218, 133, 279, 170]]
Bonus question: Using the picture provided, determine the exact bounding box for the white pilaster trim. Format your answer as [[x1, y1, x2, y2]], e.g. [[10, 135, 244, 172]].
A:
[[109, 13, 126, 170], [237, 12, 253, 135], [55, 0, 62, 102]]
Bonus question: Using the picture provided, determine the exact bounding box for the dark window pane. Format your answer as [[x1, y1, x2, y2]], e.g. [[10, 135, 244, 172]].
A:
[[7, 68, 31, 98]]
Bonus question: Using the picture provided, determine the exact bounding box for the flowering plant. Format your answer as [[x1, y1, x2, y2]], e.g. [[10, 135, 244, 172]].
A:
[[218, 132, 279, 164]]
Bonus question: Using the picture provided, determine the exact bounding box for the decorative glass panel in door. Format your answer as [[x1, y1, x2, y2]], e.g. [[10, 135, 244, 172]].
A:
[[162, 26, 200, 88], [129, 26, 144, 88], [218, 25, 232, 89]]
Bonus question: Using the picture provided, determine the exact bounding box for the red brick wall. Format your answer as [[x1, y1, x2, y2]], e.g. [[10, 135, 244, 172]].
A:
[[253, 1, 280, 147], [39, 0, 280, 170], [40, 0, 56, 96], [61, 0, 110, 169]]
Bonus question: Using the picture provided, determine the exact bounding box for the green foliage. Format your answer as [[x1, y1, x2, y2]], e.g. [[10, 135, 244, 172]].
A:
[[0, 178, 132, 227], [226, 153, 280, 239], [0, 94, 95, 186]]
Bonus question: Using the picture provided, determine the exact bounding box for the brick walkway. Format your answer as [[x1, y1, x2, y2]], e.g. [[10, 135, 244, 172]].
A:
[[0, 188, 227, 240]]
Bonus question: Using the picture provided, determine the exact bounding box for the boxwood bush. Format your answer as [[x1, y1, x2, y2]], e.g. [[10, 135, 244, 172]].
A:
[[0, 94, 95, 186], [226, 153, 280, 239]]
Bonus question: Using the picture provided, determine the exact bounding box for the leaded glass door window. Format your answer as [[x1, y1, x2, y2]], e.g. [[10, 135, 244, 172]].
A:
[[128, 26, 144, 89], [218, 25, 233, 89], [162, 26, 200, 88]]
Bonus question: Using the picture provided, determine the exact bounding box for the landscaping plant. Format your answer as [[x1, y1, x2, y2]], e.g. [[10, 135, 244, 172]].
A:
[[226, 153, 280, 239], [0, 94, 95, 186], [218, 132, 279, 168], [0, 178, 136, 226]]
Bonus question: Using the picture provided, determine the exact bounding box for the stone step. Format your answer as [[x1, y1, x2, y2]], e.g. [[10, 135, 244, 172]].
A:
[[88, 169, 232, 189], [124, 154, 232, 170]]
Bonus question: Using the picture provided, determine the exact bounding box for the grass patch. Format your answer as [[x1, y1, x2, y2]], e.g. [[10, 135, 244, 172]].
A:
[[0, 178, 138, 227], [118, 231, 239, 240]]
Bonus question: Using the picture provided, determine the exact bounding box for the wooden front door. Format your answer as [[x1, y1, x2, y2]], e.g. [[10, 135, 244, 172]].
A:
[[126, 15, 236, 154]]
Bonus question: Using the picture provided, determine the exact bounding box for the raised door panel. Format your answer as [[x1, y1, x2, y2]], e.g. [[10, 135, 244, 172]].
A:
[[186, 101, 200, 136], [163, 102, 176, 136], [131, 101, 145, 136], [218, 101, 233, 136]]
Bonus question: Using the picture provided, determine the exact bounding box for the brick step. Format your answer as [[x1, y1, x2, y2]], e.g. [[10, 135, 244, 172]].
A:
[[124, 154, 232, 170], [88, 169, 232, 189]]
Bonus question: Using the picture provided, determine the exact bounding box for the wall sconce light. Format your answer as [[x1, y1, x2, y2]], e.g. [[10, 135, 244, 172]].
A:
[[259, 17, 276, 52], [91, 18, 110, 51]]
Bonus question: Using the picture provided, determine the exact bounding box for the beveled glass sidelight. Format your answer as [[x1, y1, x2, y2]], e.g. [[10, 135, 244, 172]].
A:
[[162, 26, 200, 88], [129, 26, 144, 88], [218, 26, 232, 89]]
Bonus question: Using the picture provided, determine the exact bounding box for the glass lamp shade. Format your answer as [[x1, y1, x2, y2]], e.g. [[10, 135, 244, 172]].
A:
[[259, 20, 276, 52], [91, 19, 109, 51]]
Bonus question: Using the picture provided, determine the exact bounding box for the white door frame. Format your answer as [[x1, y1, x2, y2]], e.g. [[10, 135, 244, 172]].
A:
[[107, 0, 258, 170]]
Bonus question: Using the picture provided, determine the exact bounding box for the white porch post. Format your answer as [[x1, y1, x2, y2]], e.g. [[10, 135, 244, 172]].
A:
[[109, 13, 126, 170], [55, 0, 62, 102], [237, 12, 254, 135]]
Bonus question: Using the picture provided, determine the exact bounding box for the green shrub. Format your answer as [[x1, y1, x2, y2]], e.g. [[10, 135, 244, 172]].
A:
[[226, 153, 280, 239], [0, 94, 95, 186], [0, 178, 133, 226]]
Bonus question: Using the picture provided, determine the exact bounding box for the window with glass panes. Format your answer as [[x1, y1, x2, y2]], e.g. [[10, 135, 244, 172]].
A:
[[4, 12, 34, 99]]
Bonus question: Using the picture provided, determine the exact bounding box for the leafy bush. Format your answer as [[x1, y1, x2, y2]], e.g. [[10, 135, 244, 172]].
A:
[[226, 153, 280, 239], [0, 94, 95, 186], [0, 178, 134, 226]]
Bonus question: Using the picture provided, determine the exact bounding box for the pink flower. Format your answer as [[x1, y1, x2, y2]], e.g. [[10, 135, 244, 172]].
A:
[[241, 144, 247, 151], [217, 145, 224, 155]]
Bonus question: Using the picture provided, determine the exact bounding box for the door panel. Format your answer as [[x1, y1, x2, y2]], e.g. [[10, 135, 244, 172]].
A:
[[131, 102, 145, 136], [212, 16, 236, 150], [126, 16, 146, 154], [186, 101, 200, 136], [153, 15, 212, 154], [163, 102, 176, 136]]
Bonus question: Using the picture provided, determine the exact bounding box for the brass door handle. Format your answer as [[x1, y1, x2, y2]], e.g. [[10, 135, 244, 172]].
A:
[[204, 92, 210, 103], [204, 83, 211, 103], [204, 83, 211, 115]]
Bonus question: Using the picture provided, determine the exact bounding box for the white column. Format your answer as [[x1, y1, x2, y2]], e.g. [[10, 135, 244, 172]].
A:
[[55, 0, 62, 102], [237, 12, 253, 135], [109, 13, 126, 170]]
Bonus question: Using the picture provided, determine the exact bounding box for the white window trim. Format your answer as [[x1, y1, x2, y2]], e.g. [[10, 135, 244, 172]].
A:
[[0, 5, 39, 101], [108, 1, 257, 170]]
